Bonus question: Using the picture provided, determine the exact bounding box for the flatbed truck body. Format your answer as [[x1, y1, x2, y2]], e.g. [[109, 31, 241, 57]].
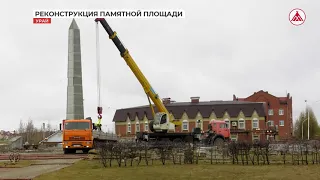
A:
[[136, 120, 231, 146], [136, 131, 201, 143]]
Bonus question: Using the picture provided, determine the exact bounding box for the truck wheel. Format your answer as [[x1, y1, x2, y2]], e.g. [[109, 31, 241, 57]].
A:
[[82, 149, 89, 154], [63, 149, 69, 154], [213, 138, 224, 148]]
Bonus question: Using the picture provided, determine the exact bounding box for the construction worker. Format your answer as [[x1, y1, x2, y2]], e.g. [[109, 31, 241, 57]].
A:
[[97, 114, 102, 131], [86, 117, 99, 130], [96, 107, 103, 131]]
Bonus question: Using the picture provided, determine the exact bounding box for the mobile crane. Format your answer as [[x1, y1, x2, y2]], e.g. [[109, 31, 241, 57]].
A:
[[95, 18, 230, 145], [94, 18, 180, 133]]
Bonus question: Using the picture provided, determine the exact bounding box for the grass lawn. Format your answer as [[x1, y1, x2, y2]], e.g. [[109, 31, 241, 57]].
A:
[[34, 159, 320, 180], [0, 160, 34, 168]]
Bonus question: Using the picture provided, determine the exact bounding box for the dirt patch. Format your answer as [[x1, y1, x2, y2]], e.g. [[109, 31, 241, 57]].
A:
[[0, 159, 80, 179]]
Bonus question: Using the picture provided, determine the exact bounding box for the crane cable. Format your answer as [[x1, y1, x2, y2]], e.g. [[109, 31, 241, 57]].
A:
[[96, 22, 102, 130]]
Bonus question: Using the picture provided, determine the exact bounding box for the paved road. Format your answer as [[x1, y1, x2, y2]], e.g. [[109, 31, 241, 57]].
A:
[[0, 159, 80, 179]]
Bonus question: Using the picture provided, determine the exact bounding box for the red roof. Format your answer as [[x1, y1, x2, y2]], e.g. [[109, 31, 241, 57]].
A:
[[278, 97, 287, 101]]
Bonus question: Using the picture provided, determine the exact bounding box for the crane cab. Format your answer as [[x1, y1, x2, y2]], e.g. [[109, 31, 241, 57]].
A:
[[149, 112, 175, 133]]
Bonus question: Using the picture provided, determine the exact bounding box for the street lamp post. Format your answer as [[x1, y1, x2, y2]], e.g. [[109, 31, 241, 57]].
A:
[[308, 106, 310, 140], [302, 119, 307, 140], [304, 100, 320, 140], [305, 100, 310, 140]]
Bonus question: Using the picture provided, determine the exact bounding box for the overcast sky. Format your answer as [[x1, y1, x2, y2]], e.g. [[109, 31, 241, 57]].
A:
[[0, 0, 319, 132]]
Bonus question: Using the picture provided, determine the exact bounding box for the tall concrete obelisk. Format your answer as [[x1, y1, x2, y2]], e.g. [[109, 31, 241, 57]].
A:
[[66, 19, 84, 120]]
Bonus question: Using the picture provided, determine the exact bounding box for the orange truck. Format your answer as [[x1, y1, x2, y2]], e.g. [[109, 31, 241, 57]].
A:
[[59, 118, 94, 154], [59, 118, 117, 154]]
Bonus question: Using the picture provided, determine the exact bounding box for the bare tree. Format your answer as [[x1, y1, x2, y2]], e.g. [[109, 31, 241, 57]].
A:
[[96, 139, 320, 167], [18, 119, 25, 134], [294, 107, 320, 139], [25, 118, 44, 145], [46, 122, 53, 137], [25, 119, 34, 143], [47, 122, 52, 132]]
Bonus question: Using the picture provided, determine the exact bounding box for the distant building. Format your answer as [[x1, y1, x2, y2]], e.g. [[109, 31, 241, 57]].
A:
[[8, 136, 23, 149], [0, 136, 23, 150], [113, 97, 269, 143], [39, 131, 62, 147], [233, 90, 293, 140]]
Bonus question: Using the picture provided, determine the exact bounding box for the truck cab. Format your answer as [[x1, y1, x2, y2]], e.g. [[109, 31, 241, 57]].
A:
[[201, 120, 230, 146], [208, 120, 230, 138], [60, 119, 94, 154]]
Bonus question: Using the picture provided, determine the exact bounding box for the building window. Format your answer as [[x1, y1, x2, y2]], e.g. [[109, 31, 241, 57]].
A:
[[238, 119, 245, 129], [268, 109, 274, 115], [279, 109, 284, 115], [127, 123, 131, 133], [252, 119, 259, 129], [268, 120, 274, 127], [253, 134, 260, 142], [231, 134, 238, 141], [225, 119, 230, 129], [279, 120, 284, 126], [136, 122, 140, 132], [213, 122, 217, 128], [182, 120, 189, 131], [144, 121, 148, 132]]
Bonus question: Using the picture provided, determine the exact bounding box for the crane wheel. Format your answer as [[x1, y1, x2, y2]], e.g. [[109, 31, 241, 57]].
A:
[[173, 138, 182, 143], [149, 120, 155, 132]]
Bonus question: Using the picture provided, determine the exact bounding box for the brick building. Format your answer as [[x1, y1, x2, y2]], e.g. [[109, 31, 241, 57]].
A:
[[233, 90, 293, 140], [113, 97, 269, 142]]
